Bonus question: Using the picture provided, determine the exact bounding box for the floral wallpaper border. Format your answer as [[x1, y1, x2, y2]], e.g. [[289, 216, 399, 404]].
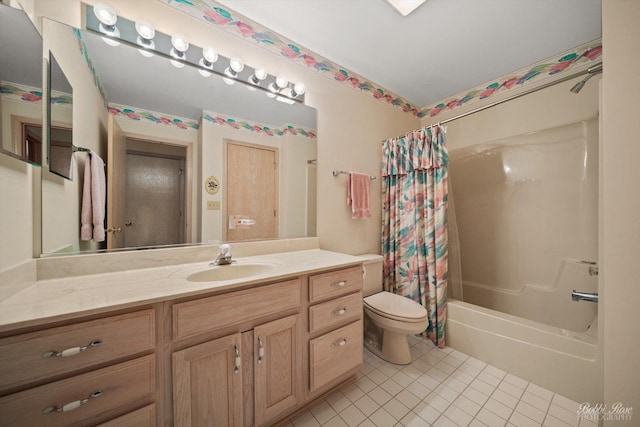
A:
[[418, 39, 602, 119], [0, 83, 43, 104], [202, 112, 317, 139], [72, 27, 107, 105], [108, 103, 200, 130], [162, 0, 420, 116], [161, 0, 601, 119]]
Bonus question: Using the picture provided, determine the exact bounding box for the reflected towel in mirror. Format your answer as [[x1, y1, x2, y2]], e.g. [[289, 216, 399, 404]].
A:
[[80, 151, 106, 241]]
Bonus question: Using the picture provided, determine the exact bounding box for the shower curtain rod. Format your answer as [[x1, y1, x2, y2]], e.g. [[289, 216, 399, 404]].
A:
[[388, 61, 603, 141]]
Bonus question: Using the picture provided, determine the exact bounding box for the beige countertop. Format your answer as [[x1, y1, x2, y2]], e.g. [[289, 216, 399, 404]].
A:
[[0, 249, 364, 333]]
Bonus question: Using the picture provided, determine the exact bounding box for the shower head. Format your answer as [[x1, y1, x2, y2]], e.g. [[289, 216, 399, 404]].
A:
[[570, 63, 603, 94]]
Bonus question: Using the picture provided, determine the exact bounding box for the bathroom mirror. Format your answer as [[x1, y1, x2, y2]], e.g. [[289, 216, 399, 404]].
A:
[[48, 52, 74, 180], [41, 18, 317, 256], [0, 3, 43, 165]]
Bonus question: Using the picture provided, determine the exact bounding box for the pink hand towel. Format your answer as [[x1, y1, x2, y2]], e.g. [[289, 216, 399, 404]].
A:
[[347, 172, 371, 219], [80, 151, 106, 242]]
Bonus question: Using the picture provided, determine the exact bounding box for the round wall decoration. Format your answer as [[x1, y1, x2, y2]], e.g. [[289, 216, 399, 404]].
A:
[[205, 176, 220, 195]]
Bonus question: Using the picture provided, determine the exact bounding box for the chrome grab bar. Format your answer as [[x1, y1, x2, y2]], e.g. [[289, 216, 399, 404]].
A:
[[572, 290, 598, 303]]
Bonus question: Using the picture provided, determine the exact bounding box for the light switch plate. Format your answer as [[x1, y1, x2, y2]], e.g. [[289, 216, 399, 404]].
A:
[[207, 201, 221, 210]]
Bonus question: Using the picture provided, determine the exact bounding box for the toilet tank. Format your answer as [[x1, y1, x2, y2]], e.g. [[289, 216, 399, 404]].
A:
[[358, 254, 383, 297]]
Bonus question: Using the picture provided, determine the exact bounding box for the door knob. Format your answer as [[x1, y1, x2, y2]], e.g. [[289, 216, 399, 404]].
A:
[[107, 227, 122, 233]]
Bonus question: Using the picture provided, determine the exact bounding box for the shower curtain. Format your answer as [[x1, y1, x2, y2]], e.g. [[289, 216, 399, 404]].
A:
[[381, 125, 449, 348]]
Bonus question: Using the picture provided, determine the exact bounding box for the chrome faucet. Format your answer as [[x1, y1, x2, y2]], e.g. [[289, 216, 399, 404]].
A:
[[211, 244, 235, 266]]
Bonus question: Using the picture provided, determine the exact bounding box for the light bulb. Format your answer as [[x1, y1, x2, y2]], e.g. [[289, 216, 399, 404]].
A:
[[171, 34, 189, 52], [135, 21, 155, 40], [171, 60, 185, 69], [275, 75, 288, 89], [199, 69, 211, 77], [93, 3, 117, 26], [293, 82, 306, 96], [202, 47, 218, 64], [254, 68, 267, 80], [223, 76, 235, 86], [248, 68, 267, 86], [229, 57, 244, 73]]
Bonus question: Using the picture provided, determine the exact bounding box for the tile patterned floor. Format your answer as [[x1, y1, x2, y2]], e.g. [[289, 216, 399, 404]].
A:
[[285, 336, 598, 427]]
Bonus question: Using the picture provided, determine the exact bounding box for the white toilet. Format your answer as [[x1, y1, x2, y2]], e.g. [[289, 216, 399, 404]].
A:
[[360, 254, 429, 365]]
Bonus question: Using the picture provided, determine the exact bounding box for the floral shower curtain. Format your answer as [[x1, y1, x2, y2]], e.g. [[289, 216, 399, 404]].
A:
[[381, 125, 449, 348]]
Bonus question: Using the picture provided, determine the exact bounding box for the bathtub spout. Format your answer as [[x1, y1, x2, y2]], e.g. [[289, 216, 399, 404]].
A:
[[571, 290, 598, 303]]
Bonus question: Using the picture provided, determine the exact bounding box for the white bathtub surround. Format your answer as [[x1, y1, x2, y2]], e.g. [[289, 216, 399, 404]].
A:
[[287, 335, 598, 427]]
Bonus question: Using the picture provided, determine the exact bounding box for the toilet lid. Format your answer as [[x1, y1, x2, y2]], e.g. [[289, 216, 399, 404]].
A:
[[364, 291, 428, 321]]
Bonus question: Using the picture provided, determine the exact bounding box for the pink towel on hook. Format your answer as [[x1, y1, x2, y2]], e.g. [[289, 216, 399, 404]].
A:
[[80, 151, 106, 242], [347, 172, 371, 219]]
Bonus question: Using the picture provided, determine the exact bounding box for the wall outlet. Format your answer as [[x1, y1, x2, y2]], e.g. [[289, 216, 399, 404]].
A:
[[207, 201, 221, 210]]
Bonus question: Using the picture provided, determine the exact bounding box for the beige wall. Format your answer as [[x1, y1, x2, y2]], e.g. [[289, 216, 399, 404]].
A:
[[602, 1, 640, 423], [0, 155, 33, 270]]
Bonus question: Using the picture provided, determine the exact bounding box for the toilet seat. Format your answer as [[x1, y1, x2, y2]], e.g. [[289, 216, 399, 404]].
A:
[[364, 291, 427, 323]]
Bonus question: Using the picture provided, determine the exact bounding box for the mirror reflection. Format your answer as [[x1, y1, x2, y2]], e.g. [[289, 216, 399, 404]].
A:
[[42, 18, 317, 256], [0, 4, 43, 165], [48, 52, 74, 180]]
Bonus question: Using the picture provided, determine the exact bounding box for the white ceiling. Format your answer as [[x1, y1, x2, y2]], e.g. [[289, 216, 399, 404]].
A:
[[216, 0, 602, 107]]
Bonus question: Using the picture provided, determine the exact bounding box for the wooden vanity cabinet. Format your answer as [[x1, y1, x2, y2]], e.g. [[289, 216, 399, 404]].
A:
[[0, 309, 157, 427], [171, 279, 303, 427], [307, 266, 364, 394]]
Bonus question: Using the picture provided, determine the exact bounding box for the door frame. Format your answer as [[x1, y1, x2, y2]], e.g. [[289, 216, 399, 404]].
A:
[[121, 132, 194, 244], [223, 139, 279, 242]]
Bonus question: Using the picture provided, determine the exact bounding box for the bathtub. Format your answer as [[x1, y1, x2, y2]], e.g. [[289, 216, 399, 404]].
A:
[[446, 298, 602, 404]]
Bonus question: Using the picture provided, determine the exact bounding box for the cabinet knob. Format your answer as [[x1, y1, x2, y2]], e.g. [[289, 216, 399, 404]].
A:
[[331, 337, 349, 348], [330, 280, 347, 288], [234, 344, 241, 374], [331, 307, 348, 316], [42, 339, 102, 358], [42, 390, 102, 414], [257, 336, 264, 364]]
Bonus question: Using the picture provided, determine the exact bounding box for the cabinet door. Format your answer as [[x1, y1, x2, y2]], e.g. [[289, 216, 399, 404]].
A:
[[173, 334, 243, 427], [254, 315, 301, 427]]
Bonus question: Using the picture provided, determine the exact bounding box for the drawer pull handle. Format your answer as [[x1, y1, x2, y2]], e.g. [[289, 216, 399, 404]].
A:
[[42, 339, 103, 358], [234, 344, 241, 374], [257, 336, 264, 365], [331, 337, 349, 348], [331, 280, 347, 288], [42, 390, 102, 414], [331, 307, 348, 316]]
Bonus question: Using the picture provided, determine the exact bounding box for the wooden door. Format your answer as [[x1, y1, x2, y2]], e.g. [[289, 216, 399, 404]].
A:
[[226, 142, 277, 241], [254, 314, 301, 426], [106, 115, 126, 249], [173, 333, 243, 427]]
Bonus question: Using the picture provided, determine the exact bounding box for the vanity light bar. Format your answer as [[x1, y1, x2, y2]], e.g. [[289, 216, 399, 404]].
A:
[[84, 3, 306, 104]]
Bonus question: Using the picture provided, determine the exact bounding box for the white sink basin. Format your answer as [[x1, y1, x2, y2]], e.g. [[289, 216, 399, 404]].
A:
[[186, 263, 278, 282]]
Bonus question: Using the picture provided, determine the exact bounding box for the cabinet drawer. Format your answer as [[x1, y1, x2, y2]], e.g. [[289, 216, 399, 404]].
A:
[[309, 266, 362, 304], [0, 310, 155, 392], [309, 292, 362, 334], [0, 355, 155, 427], [173, 279, 301, 340], [96, 404, 155, 427], [309, 320, 363, 392]]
